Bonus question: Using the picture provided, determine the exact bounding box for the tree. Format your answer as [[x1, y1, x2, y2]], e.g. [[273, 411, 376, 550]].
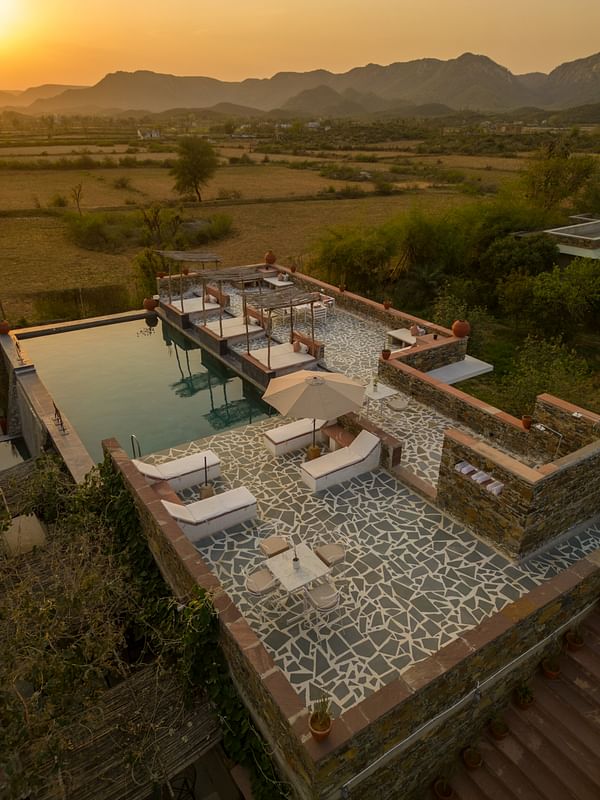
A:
[[522, 139, 597, 212], [70, 182, 83, 216], [170, 137, 218, 202]]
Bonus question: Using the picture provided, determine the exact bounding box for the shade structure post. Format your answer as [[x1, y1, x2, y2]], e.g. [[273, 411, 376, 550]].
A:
[[289, 302, 294, 344], [243, 295, 250, 353], [201, 277, 207, 326], [267, 309, 272, 369], [167, 260, 172, 304], [218, 280, 224, 338], [310, 300, 315, 345], [180, 265, 184, 313]]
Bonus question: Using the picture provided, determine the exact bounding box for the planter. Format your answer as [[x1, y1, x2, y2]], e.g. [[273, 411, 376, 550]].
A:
[[381, 348, 392, 360], [264, 249, 277, 265], [541, 657, 561, 680], [309, 712, 332, 742], [451, 319, 471, 338], [143, 297, 159, 311], [339, 284, 346, 293], [0, 320, 10, 335], [522, 415, 533, 430], [307, 445, 321, 461], [565, 630, 584, 651], [199, 485, 215, 500], [383, 300, 391, 310], [489, 718, 509, 740], [432, 778, 455, 799], [462, 747, 483, 770], [157, 271, 166, 279], [182, 267, 189, 276], [290, 264, 297, 273], [514, 686, 534, 709]]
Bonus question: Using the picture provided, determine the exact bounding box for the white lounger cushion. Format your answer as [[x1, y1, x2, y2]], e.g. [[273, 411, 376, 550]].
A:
[[250, 342, 315, 370], [263, 418, 328, 456], [132, 449, 220, 491], [300, 430, 381, 492], [161, 487, 257, 542]]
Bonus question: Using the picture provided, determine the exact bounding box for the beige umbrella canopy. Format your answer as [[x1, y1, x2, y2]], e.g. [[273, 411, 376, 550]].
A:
[[262, 370, 365, 445]]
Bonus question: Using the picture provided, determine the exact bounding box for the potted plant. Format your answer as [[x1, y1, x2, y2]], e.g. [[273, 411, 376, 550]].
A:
[[338, 284, 346, 293], [461, 746, 483, 770], [182, 267, 189, 276], [383, 299, 392, 310], [489, 716, 509, 740], [0, 320, 10, 336], [264, 249, 277, 265], [381, 348, 392, 360], [522, 415, 533, 430], [541, 655, 561, 679], [309, 693, 332, 742], [157, 271, 166, 279], [143, 297, 159, 311], [432, 778, 455, 799], [514, 683, 534, 709], [565, 628, 584, 651]]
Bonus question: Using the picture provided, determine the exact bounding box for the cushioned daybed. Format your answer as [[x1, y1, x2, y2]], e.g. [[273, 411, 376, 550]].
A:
[[201, 316, 263, 339], [132, 449, 220, 492], [249, 342, 316, 370], [263, 418, 329, 456], [161, 487, 257, 542], [299, 430, 381, 492]]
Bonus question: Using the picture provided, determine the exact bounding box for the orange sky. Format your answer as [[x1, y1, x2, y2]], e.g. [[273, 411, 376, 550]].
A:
[[1, 0, 599, 89]]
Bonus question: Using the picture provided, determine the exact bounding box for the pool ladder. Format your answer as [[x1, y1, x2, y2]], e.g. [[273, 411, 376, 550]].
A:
[[130, 434, 142, 458]]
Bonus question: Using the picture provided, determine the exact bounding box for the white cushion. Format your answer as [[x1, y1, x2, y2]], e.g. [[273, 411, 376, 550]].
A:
[[154, 450, 219, 481], [162, 487, 256, 525], [348, 431, 380, 459], [302, 448, 358, 478], [161, 500, 196, 523], [131, 460, 163, 480], [265, 419, 326, 445]]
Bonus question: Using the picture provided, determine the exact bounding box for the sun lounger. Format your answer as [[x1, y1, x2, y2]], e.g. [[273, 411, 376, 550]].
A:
[[161, 487, 257, 542], [250, 342, 316, 370], [263, 418, 329, 456], [132, 449, 220, 491], [299, 430, 381, 492]]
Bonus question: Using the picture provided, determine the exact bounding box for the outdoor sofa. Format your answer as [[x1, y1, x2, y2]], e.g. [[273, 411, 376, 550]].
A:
[[132, 449, 221, 492], [299, 430, 381, 492], [161, 487, 257, 542]]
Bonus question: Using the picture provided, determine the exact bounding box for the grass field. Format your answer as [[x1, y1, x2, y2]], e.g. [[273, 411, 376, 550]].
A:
[[1, 191, 468, 322], [0, 164, 348, 211]]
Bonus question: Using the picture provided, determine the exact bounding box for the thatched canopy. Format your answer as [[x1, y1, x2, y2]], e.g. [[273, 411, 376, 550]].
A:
[[247, 288, 321, 311], [154, 250, 221, 264]]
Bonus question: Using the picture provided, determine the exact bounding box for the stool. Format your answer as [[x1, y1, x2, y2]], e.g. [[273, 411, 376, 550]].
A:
[[259, 535, 290, 558], [314, 543, 346, 568]]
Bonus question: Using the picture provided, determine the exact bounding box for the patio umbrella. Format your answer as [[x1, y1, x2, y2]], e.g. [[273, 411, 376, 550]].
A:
[[262, 370, 365, 446]]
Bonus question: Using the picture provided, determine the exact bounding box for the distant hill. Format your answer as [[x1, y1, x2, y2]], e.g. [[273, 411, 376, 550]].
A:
[[4, 51, 600, 116]]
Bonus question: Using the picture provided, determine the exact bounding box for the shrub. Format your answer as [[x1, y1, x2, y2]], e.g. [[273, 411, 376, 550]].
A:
[[48, 193, 68, 208]]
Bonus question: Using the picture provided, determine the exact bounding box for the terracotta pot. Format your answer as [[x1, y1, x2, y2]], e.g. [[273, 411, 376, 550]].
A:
[[541, 658, 561, 680], [143, 297, 159, 311], [432, 779, 455, 799], [489, 719, 509, 740], [451, 319, 471, 338], [383, 300, 391, 310], [182, 267, 189, 276], [157, 271, 166, 279], [264, 249, 277, 265], [462, 747, 483, 771], [381, 348, 392, 360], [565, 630, 584, 651], [290, 264, 297, 273], [339, 284, 346, 293], [307, 445, 321, 461], [522, 415, 533, 430], [514, 689, 534, 710], [0, 320, 10, 335], [309, 713, 332, 742]]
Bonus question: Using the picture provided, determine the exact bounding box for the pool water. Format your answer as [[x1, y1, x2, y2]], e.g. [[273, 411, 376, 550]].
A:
[[22, 318, 272, 462]]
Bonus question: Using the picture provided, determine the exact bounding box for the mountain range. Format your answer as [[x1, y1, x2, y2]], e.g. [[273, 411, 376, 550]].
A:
[[3, 52, 600, 117]]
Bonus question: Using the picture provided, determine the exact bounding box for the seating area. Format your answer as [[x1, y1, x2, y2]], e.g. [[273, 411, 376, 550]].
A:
[[166, 296, 221, 320], [247, 341, 317, 371], [200, 315, 264, 340], [262, 418, 328, 456], [300, 430, 381, 492], [161, 486, 257, 542], [132, 449, 220, 491]]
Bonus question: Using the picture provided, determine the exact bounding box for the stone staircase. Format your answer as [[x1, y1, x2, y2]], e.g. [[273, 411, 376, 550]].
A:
[[448, 608, 600, 800]]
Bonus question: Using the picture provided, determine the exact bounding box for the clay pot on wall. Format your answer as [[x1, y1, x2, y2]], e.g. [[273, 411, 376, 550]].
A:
[[461, 747, 483, 771], [143, 297, 159, 312], [308, 711, 332, 742], [182, 267, 189, 276], [157, 271, 166, 279], [489, 717, 509, 740], [339, 284, 346, 293], [0, 320, 10, 335], [451, 319, 471, 338], [290, 264, 297, 273], [513, 684, 534, 709], [541, 656, 561, 680], [383, 299, 392, 310], [381, 348, 392, 361], [264, 250, 277, 265], [522, 415, 533, 430]]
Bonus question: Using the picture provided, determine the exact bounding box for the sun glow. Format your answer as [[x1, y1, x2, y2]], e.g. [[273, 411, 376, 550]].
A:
[[0, 0, 20, 35]]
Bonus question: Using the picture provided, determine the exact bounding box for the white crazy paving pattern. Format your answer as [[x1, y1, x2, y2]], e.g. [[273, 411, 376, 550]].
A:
[[148, 418, 600, 715]]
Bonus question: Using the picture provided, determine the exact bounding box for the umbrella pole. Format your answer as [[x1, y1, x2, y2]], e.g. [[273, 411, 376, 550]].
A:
[[218, 279, 224, 338], [243, 296, 250, 353], [180, 265, 184, 313], [312, 417, 316, 447]]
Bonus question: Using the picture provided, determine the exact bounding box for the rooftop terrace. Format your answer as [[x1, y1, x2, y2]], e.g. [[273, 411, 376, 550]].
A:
[[147, 418, 600, 716]]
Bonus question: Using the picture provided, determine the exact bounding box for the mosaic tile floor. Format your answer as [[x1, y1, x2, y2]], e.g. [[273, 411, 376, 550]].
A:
[[149, 420, 600, 715]]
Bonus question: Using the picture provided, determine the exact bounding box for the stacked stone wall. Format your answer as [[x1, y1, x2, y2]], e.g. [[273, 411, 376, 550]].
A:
[[391, 337, 467, 371], [533, 393, 600, 453]]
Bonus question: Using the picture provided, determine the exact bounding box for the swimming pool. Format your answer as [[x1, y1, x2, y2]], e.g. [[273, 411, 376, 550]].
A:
[[22, 318, 272, 462]]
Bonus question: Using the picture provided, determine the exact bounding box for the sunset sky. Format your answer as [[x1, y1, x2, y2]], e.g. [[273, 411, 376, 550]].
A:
[[1, 0, 599, 89]]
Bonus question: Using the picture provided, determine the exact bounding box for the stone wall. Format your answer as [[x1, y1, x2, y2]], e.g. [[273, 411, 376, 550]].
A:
[[389, 337, 468, 372], [533, 393, 600, 454], [437, 428, 600, 556]]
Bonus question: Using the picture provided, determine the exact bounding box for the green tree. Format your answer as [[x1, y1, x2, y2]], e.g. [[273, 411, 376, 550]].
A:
[[480, 233, 558, 284], [496, 336, 596, 415], [522, 139, 597, 212], [170, 137, 218, 202]]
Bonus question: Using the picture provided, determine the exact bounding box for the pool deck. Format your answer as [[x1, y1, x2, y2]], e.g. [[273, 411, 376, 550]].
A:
[[147, 419, 600, 715]]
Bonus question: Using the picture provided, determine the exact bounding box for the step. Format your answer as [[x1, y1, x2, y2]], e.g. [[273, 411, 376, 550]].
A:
[[504, 705, 597, 800], [475, 738, 546, 800], [566, 646, 600, 683], [559, 656, 600, 706], [452, 755, 518, 800]]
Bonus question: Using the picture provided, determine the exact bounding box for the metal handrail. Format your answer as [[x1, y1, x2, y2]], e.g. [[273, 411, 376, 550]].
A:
[[130, 434, 142, 458]]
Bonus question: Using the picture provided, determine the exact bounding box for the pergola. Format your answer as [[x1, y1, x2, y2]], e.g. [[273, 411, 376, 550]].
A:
[[153, 250, 222, 309], [243, 287, 322, 368]]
